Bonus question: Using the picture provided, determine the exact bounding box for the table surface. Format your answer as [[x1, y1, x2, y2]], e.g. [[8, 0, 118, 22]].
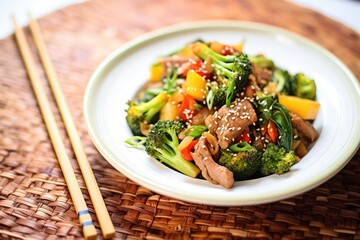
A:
[[1, 0, 359, 239]]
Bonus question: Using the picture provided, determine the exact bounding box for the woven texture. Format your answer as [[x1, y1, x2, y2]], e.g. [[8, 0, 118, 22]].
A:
[[1, 0, 359, 239]]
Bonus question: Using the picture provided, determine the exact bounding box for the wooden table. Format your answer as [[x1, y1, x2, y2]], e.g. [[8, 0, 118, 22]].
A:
[[1, 0, 359, 239]]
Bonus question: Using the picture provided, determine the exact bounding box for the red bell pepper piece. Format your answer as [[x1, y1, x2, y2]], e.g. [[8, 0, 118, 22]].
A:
[[267, 120, 278, 143], [221, 45, 236, 56], [237, 130, 251, 144], [180, 140, 199, 161], [179, 94, 198, 121], [182, 58, 209, 77]]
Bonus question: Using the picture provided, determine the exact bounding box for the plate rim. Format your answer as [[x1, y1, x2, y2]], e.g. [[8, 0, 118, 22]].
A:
[[84, 20, 360, 206]]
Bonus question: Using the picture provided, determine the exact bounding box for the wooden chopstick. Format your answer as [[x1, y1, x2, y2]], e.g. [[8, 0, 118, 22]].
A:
[[28, 16, 115, 239], [11, 17, 97, 240]]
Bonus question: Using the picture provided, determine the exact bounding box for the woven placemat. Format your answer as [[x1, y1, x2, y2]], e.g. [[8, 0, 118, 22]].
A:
[[1, 0, 359, 239]]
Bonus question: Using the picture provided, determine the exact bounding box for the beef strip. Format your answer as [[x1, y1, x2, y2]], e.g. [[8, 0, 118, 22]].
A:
[[290, 112, 319, 142], [206, 99, 258, 149], [191, 107, 215, 126], [191, 133, 234, 189], [243, 74, 259, 99], [159, 56, 192, 76], [251, 62, 273, 86]]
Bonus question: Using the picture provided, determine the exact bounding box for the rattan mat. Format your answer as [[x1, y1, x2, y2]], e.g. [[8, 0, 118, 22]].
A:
[[1, 0, 359, 239]]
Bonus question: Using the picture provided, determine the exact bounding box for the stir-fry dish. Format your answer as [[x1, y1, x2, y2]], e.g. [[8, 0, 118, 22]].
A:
[[125, 40, 320, 188]]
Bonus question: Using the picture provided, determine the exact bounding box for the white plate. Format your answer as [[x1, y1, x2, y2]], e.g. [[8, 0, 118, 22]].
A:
[[84, 21, 360, 206]]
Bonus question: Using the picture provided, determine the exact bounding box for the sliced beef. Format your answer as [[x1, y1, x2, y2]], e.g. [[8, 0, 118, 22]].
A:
[[290, 112, 319, 142], [251, 62, 273, 86], [191, 133, 234, 188], [206, 99, 258, 149], [192, 107, 215, 126], [159, 56, 192, 75], [243, 74, 260, 99]]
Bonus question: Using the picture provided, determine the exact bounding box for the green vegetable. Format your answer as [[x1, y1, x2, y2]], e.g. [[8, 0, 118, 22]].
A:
[[293, 73, 316, 100], [249, 54, 276, 70], [192, 42, 252, 107], [145, 68, 179, 97], [145, 120, 200, 178], [257, 96, 293, 151], [125, 136, 147, 149], [185, 125, 208, 138], [272, 69, 294, 95], [260, 143, 296, 175], [162, 68, 178, 95], [218, 148, 262, 181], [229, 142, 253, 152], [205, 83, 216, 109], [125, 92, 167, 136]]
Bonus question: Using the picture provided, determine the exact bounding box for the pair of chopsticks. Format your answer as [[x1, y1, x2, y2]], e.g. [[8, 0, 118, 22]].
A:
[[12, 16, 115, 240]]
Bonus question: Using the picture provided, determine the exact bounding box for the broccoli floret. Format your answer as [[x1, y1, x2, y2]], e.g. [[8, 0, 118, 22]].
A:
[[271, 69, 294, 95], [249, 54, 276, 70], [260, 143, 296, 176], [293, 73, 316, 100], [126, 92, 167, 136], [145, 120, 200, 178], [218, 148, 262, 181], [192, 42, 252, 107]]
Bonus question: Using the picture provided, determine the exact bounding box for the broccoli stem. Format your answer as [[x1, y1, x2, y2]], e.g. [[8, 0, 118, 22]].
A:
[[155, 147, 200, 178], [137, 92, 167, 122], [226, 78, 236, 106], [194, 43, 235, 63]]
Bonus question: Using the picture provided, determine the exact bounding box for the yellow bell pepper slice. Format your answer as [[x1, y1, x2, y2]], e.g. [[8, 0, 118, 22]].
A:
[[159, 101, 181, 121], [278, 95, 320, 120], [177, 45, 197, 58], [183, 71, 207, 101], [149, 63, 164, 82], [159, 92, 183, 121], [209, 41, 224, 54]]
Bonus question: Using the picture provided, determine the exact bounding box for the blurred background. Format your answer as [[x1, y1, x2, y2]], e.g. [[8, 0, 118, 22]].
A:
[[1, 0, 359, 40]]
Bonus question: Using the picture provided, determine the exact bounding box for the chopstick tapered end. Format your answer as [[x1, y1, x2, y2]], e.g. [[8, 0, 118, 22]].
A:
[[103, 230, 115, 239]]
